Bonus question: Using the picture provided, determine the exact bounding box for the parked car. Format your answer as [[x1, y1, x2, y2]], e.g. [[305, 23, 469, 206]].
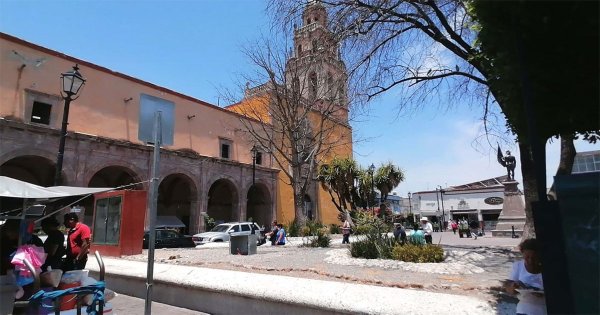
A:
[[192, 222, 265, 245], [143, 229, 196, 249]]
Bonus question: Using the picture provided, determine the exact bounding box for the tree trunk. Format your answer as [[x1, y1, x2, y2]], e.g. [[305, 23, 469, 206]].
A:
[[519, 141, 538, 239], [547, 134, 577, 200]]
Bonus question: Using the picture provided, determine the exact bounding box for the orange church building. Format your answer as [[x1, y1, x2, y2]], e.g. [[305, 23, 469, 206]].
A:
[[0, 2, 352, 232]]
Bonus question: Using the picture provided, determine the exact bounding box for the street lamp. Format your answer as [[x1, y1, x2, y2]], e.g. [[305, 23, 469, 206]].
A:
[[438, 185, 446, 231], [250, 145, 259, 185], [54, 64, 86, 185], [407, 192, 412, 215], [368, 163, 375, 215]]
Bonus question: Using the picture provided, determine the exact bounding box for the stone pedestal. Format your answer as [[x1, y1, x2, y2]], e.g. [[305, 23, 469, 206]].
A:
[[492, 181, 526, 237]]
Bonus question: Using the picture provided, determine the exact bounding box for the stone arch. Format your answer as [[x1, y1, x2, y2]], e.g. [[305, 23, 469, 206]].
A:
[[0, 154, 56, 187], [246, 182, 272, 227], [88, 165, 143, 190], [0, 148, 75, 185], [84, 161, 146, 190], [206, 178, 239, 224], [157, 173, 198, 234], [0, 154, 57, 215]]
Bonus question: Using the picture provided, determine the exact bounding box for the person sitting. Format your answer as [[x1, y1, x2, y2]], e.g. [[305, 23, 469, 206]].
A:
[[393, 223, 406, 244], [265, 221, 279, 245], [275, 224, 286, 245], [504, 238, 546, 315]]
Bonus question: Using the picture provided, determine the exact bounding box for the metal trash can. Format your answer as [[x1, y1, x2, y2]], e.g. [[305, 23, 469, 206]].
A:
[[229, 233, 257, 255]]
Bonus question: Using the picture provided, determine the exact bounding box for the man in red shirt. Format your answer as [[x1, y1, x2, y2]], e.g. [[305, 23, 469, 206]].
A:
[[63, 212, 91, 271]]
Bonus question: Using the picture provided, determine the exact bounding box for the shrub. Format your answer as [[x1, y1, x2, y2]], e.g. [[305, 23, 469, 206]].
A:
[[300, 221, 331, 248], [203, 214, 215, 231], [391, 244, 444, 263], [350, 239, 379, 259], [349, 213, 396, 259], [284, 219, 302, 237], [329, 224, 341, 234]]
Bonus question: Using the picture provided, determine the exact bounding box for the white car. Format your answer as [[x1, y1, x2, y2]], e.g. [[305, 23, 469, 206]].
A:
[[192, 222, 264, 245]]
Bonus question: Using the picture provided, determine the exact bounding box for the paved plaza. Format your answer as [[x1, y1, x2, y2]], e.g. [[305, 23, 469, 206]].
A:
[[110, 232, 521, 313]]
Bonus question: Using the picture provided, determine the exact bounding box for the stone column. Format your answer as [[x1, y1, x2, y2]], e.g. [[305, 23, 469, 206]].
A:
[[492, 181, 526, 237]]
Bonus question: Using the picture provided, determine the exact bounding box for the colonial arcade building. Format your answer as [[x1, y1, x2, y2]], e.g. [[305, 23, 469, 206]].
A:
[[0, 3, 352, 232]]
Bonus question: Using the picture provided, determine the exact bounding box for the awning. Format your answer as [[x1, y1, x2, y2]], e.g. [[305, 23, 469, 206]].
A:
[[0, 176, 113, 199], [155, 216, 186, 229]]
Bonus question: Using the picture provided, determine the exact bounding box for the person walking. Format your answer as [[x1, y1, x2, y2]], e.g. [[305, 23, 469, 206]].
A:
[[451, 220, 458, 234], [341, 218, 351, 244], [420, 217, 433, 244], [63, 212, 91, 271]]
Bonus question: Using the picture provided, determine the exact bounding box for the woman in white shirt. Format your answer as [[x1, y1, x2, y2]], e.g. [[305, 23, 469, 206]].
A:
[[505, 238, 547, 315]]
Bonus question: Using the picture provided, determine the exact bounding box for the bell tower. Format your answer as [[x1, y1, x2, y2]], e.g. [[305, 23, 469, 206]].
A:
[[286, 0, 349, 123]]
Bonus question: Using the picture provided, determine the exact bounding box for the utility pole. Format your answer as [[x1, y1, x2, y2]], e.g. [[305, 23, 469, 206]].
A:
[[438, 185, 445, 231]]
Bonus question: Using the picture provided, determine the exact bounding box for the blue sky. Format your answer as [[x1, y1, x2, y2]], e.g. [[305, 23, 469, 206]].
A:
[[1, 0, 596, 196]]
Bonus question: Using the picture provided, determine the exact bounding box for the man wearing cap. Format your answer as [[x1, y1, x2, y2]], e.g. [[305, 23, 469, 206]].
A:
[[420, 217, 433, 244]]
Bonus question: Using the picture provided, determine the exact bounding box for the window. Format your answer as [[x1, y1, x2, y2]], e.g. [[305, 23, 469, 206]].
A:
[[309, 72, 318, 100], [219, 139, 232, 159], [255, 152, 263, 165], [230, 225, 240, 233], [31, 101, 52, 125], [93, 196, 122, 245], [25, 90, 60, 127], [241, 224, 251, 232]]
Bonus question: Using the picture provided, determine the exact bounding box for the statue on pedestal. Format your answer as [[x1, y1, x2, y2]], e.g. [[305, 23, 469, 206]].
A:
[[497, 145, 517, 181]]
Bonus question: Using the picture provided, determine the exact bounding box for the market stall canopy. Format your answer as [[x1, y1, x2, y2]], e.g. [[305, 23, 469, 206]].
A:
[[0, 176, 113, 199]]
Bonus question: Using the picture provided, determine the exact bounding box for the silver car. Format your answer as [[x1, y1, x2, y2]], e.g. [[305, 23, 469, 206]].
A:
[[192, 222, 264, 245]]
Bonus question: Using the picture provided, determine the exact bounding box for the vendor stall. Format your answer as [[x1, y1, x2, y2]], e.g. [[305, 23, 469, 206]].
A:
[[0, 176, 118, 314]]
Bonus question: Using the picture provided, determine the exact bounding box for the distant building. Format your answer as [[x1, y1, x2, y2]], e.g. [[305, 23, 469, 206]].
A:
[[572, 150, 600, 174], [413, 176, 515, 231]]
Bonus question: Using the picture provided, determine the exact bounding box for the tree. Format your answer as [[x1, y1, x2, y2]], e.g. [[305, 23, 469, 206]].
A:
[[317, 157, 362, 218], [227, 36, 353, 224], [374, 162, 405, 203], [270, 0, 598, 237]]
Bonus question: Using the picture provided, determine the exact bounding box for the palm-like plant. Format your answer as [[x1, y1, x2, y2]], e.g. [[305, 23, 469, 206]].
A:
[[374, 162, 405, 203], [317, 157, 361, 217]]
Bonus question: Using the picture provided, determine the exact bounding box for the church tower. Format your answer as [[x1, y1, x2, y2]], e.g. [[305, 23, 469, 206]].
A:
[[286, 0, 349, 123]]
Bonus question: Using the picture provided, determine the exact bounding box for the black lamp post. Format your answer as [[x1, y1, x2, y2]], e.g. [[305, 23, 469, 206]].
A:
[[408, 192, 412, 216], [54, 64, 86, 185], [250, 145, 258, 185], [368, 163, 375, 215]]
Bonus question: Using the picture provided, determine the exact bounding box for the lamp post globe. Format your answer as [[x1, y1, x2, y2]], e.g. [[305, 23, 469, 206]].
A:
[[54, 64, 86, 185]]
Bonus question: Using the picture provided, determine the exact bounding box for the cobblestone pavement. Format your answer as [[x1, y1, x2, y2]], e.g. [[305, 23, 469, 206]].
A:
[[122, 232, 522, 311]]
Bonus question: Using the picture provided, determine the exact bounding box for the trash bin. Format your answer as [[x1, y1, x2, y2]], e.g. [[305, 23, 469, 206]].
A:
[[229, 233, 257, 255]]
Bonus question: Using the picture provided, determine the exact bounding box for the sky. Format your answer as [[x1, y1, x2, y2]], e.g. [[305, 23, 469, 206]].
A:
[[1, 0, 597, 196]]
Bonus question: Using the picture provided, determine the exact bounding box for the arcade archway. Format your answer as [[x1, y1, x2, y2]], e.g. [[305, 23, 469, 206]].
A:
[[246, 183, 271, 227], [158, 173, 197, 234], [88, 166, 142, 190], [207, 179, 238, 224]]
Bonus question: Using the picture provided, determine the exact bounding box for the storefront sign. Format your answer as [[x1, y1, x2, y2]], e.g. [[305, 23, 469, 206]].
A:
[[484, 197, 504, 205]]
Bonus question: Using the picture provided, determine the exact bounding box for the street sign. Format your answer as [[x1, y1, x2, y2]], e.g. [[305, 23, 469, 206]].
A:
[[138, 94, 174, 146]]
